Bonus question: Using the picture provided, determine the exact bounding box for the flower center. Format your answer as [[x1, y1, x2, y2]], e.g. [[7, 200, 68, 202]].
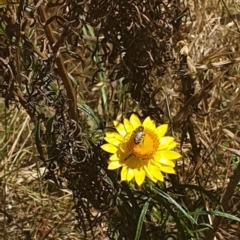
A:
[[129, 129, 159, 159]]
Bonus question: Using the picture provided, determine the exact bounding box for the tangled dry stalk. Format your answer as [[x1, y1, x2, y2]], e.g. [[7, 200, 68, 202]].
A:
[[0, 0, 240, 239]]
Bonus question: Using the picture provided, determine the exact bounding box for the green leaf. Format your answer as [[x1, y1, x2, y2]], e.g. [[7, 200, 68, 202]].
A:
[[78, 103, 100, 127], [35, 117, 44, 159], [134, 198, 151, 240], [151, 186, 197, 224], [191, 210, 240, 222]]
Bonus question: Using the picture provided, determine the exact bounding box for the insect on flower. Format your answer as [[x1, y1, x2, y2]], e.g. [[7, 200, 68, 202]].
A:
[[124, 126, 145, 161], [133, 126, 145, 144], [101, 114, 181, 186]]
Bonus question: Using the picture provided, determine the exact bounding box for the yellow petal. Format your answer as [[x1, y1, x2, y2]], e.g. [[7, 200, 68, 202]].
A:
[[119, 153, 132, 163], [124, 118, 134, 133], [127, 156, 142, 169], [143, 116, 155, 130], [159, 137, 177, 150], [119, 142, 129, 153], [130, 114, 141, 129], [152, 167, 164, 181], [153, 152, 162, 162], [135, 168, 145, 186], [144, 164, 153, 178], [158, 157, 175, 167], [101, 143, 118, 153], [121, 166, 128, 181], [108, 161, 122, 170], [144, 164, 156, 182], [109, 153, 120, 161], [166, 141, 178, 150], [146, 174, 158, 183], [160, 166, 176, 174], [104, 137, 121, 146], [113, 121, 127, 136], [127, 168, 135, 181], [155, 124, 168, 138], [160, 150, 181, 160], [105, 132, 123, 141], [159, 136, 174, 145]]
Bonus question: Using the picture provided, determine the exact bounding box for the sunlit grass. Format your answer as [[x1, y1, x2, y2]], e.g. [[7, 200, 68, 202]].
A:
[[1, 0, 240, 239]]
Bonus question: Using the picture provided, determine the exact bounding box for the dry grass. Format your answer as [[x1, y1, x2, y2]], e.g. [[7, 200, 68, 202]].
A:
[[0, 102, 84, 239], [0, 0, 240, 239], [176, 0, 240, 239]]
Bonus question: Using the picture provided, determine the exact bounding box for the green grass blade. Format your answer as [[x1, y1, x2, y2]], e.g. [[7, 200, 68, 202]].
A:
[[134, 198, 151, 240]]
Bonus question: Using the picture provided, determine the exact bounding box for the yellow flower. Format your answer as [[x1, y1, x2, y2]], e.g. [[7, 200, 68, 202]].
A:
[[101, 114, 181, 186]]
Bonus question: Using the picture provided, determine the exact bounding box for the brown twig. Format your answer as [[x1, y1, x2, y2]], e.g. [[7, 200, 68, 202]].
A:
[[34, 1, 78, 121], [205, 162, 240, 240]]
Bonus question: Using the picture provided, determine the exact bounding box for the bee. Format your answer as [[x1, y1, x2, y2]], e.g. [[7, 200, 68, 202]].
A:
[[133, 126, 145, 144], [125, 126, 145, 161]]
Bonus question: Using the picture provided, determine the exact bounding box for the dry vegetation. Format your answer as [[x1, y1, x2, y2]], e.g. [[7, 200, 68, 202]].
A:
[[0, 0, 240, 239]]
